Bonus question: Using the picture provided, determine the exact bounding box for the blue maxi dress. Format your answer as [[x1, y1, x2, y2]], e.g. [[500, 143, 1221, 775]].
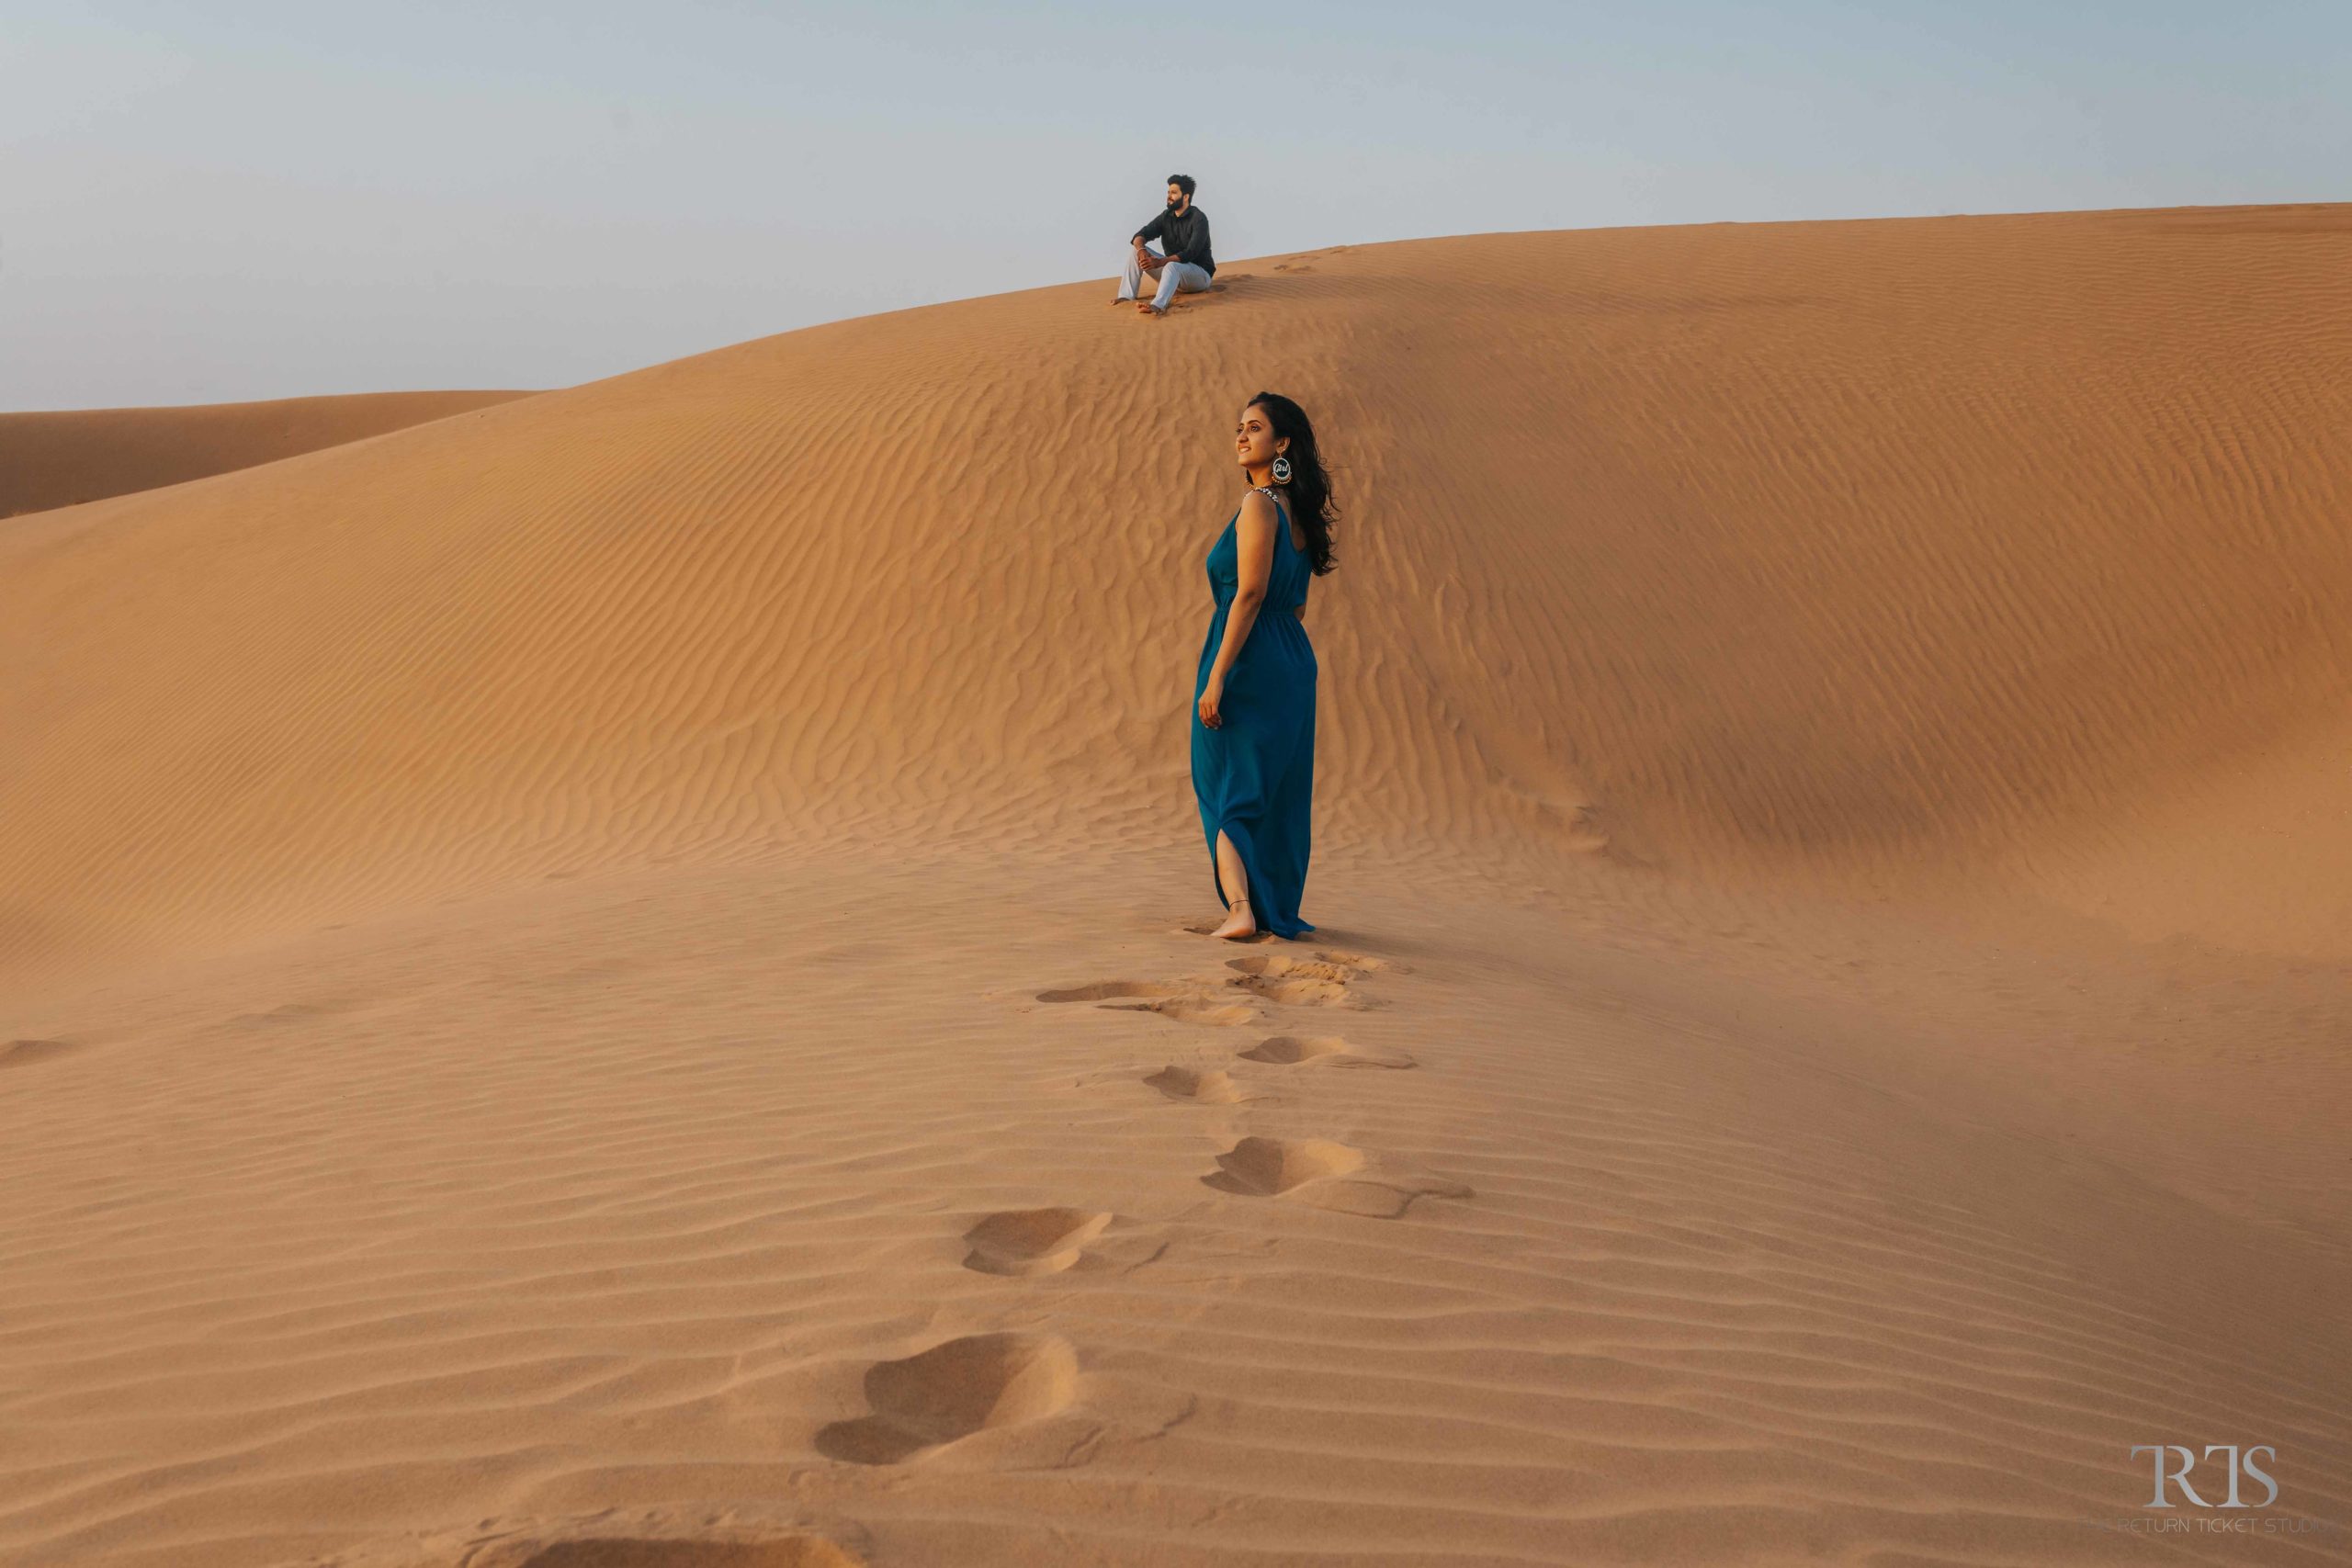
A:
[[1191, 490, 1318, 938]]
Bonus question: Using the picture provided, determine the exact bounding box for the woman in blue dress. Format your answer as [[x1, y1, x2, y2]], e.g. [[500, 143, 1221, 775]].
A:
[[1193, 391, 1338, 941]]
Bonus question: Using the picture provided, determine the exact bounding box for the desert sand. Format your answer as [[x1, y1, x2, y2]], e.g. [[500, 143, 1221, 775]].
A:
[[2, 206, 2347, 1567], [0, 390, 529, 519]]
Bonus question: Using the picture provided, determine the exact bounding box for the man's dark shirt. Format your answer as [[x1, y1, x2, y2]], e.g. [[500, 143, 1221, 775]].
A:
[[1134, 204, 1215, 276]]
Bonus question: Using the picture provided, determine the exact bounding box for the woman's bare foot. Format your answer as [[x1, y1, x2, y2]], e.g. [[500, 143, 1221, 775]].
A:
[[1212, 897, 1257, 940]]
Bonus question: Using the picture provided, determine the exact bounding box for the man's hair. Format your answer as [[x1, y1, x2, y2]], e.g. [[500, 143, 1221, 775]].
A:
[[1168, 174, 1196, 198]]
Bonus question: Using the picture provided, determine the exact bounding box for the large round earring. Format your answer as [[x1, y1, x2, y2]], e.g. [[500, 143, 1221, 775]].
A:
[[1271, 454, 1293, 484]]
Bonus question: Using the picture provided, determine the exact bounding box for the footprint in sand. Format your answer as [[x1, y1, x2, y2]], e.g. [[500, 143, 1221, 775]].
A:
[[961, 1208, 1114, 1276], [312, 1505, 868, 1567], [1227, 954, 1358, 984], [1038, 980, 1255, 1027], [505, 1539, 858, 1568], [1238, 1034, 1416, 1070], [1, 1039, 76, 1069], [1204, 1136, 1471, 1220], [1114, 996, 1256, 1026], [1225, 953, 1385, 1009], [1274, 246, 1351, 271], [1204, 1135, 1364, 1194], [816, 1332, 1080, 1466], [1314, 948, 1409, 975], [1143, 1065, 1249, 1104], [1037, 980, 1186, 1004], [1229, 974, 1363, 1008]]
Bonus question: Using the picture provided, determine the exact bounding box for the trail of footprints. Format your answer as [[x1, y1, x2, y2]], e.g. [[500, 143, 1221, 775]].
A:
[[310, 942, 1461, 1558], [817, 942, 1471, 1473]]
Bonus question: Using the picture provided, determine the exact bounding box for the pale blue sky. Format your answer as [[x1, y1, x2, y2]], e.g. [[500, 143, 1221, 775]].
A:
[[5, 1, 2346, 409]]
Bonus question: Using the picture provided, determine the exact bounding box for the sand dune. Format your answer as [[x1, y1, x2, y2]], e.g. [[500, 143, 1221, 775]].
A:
[[1, 208, 2346, 1566], [4, 207, 2348, 986], [0, 389, 530, 519]]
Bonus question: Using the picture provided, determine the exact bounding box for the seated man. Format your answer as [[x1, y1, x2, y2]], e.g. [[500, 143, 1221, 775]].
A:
[[1118, 174, 1216, 316]]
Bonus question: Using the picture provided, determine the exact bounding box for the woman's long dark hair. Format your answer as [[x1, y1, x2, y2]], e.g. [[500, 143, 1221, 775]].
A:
[[1250, 391, 1338, 576]]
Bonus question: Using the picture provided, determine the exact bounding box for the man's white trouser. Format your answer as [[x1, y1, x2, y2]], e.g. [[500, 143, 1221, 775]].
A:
[[1120, 247, 1212, 309]]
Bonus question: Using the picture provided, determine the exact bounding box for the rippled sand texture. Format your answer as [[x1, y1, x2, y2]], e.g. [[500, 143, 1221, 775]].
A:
[[0, 390, 530, 519], [2, 208, 2348, 1566]]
